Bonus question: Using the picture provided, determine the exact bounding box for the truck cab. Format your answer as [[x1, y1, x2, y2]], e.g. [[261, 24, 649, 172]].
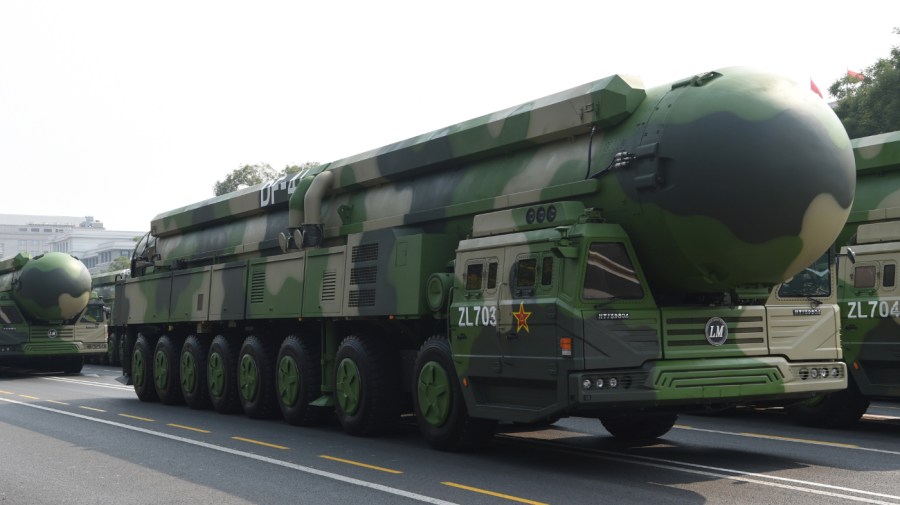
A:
[[451, 202, 847, 425]]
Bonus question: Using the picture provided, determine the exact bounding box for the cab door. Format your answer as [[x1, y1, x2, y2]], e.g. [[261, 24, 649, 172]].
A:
[[580, 241, 661, 371], [449, 253, 503, 378], [497, 251, 560, 382]]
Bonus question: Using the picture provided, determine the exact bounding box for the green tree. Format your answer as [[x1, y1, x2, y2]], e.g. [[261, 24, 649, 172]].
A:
[[829, 27, 900, 138], [284, 161, 320, 175], [213, 162, 320, 196], [213, 163, 278, 196], [107, 255, 130, 272]]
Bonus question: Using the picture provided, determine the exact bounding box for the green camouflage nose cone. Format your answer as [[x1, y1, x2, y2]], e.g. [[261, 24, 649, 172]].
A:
[[12, 252, 92, 321], [607, 67, 855, 294]]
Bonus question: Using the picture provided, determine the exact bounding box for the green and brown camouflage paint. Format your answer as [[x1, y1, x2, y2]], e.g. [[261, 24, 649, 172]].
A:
[[0, 252, 106, 367], [120, 67, 853, 430]]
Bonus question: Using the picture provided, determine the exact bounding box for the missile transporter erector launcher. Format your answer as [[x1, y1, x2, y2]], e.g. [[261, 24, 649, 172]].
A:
[[91, 269, 130, 365], [0, 252, 107, 374], [788, 130, 900, 428], [119, 67, 854, 449]]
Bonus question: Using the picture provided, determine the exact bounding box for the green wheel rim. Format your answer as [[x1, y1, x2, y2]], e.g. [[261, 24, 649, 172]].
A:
[[417, 361, 451, 427], [154, 350, 168, 390], [208, 351, 225, 397], [335, 358, 361, 415], [132, 349, 145, 388], [277, 355, 300, 407], [239, 354, 259, 402], [180, 352, 196, 393]]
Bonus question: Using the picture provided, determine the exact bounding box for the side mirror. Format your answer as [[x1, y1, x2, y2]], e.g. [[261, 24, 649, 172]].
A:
[[838, 247, 856, 265]]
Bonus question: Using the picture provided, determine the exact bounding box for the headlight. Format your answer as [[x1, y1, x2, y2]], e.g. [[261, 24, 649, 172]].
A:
[[820, 368, 829, 378], [810, 368, 819, 379], [582, 379, 592, 390], [609, 377, 618, 388], [596, 378, 604, 389], [832, 367, 840, 378]]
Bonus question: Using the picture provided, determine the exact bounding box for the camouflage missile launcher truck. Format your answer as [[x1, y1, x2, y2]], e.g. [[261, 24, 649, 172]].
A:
[[0, 252, 107, 374], [90, 269, 130, 365], [788, 130, 900, 428], [117, 67, 855, 449]]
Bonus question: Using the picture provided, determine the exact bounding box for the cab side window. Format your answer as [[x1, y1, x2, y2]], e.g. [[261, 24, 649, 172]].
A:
[[883, 263, 896, 289], [541, 256, 553, 287], [466, 263, 484, 291], [854, 265, 876, 289]]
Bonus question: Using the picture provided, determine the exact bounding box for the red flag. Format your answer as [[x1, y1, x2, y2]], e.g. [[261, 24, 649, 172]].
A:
[[847, 70, 864, 80], [810, 79, 823, 98]]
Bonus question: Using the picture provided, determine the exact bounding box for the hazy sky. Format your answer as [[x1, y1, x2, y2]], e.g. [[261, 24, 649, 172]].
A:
[[1, 1, 896, 232]]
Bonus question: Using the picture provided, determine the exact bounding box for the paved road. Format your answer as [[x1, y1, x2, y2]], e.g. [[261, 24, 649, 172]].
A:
[[2, 364, 900, 505]]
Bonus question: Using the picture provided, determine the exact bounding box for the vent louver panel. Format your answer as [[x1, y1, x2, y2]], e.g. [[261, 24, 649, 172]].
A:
[[250, 270, 266, 304], [321, 271, 337, 302]]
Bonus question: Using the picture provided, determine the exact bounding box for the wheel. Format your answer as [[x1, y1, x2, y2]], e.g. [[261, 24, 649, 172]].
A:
[[413, 336, 495, 451], [154, 335, 184, 405], [238, 335, 278, 419], [62, 356, 83, 375], [276, 335, 325, 426], [601, 413, 677, 441], [118, 334, 127, 366], [132, 334, 158, 402], [786, 376, 870, 428], [207, 335, 241, 414], [180, 335, 211, 410], [334, 335, 400, 436], [107, 332, 119, 366]]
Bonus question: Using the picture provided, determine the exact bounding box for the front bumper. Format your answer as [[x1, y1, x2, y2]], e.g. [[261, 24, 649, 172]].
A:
[[571, 357, 847, 412]]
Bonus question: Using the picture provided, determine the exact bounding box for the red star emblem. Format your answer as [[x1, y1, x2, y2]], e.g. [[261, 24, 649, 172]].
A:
[[513, 302, 532, 332]]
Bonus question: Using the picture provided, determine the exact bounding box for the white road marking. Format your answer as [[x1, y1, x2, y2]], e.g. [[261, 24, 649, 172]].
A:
[[41, 376, 133, 391], [0, 396, 458, 505]]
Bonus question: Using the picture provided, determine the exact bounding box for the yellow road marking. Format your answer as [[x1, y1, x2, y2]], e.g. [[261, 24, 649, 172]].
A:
[[442, 482, 549, 505], [18, 395, 39, 400], [46, 400, 68, 405], [232, 436, 288, 450], [738, 432, 859, 448], [168, 423, 210, 433], [319, 455, 403, 474], [0, 390, 13, 394], [118, 413, 154, 422], [79, 406, 106, 413]]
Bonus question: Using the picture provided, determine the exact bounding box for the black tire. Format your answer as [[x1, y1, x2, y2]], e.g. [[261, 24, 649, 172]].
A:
[[276, 335, 325, 426], [786, 376, 870, 428], [238, 335, 278, 419], [413, 336, 495, 451], [180, 335, 211, 410], [118, 334, 127, 366], [207, 335, 241, 414], [107, 332, 119, 366], [62, 356, 83, 375], [333, 335, 400, 436], [132, 334, 158, 402], [154, 335, 184, 405], [601, 413, 677, 441]]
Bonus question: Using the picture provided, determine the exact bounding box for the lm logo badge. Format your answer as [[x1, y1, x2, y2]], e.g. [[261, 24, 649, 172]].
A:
[[47, 329, 58, 339], [704, 317, 728, 346]]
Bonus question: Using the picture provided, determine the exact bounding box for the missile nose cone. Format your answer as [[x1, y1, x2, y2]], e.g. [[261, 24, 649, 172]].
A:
[[13, 252, 92, 321], [621, 67, 855, 292]]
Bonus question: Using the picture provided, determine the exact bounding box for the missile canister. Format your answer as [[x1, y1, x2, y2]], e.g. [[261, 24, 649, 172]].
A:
[[0, 252, 92, 322], [149, 67, 853, 297]]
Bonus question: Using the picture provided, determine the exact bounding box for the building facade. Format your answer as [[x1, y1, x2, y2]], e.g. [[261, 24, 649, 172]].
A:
[[0, 214, 143, 273]]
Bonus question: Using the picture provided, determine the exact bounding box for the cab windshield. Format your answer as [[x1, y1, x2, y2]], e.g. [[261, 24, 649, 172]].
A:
[[777, 251, 831, 298], [582, 242, 644, 300], [79, 303, 106, 324]]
